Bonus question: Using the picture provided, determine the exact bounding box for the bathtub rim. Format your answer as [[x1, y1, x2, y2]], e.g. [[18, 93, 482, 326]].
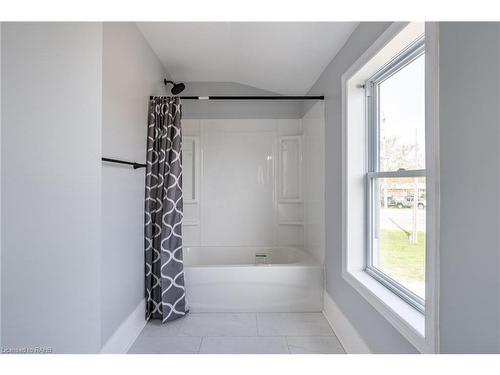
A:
[[182, 246, 322, 268]]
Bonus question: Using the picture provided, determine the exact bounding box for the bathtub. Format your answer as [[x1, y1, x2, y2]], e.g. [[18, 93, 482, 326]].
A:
[[183, 246, 323, 312]]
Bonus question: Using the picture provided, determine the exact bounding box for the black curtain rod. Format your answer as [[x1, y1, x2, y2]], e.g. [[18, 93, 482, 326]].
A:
[[149, 95, 324, 101], [104, 95, 323, 170], [102, 157, 146, 169]]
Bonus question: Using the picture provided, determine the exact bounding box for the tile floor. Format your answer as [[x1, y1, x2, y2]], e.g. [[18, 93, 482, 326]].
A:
[[128, 313, 345, 354]]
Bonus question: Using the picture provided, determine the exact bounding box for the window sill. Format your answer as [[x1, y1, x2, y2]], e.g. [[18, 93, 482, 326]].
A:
[[343, 268, 428, 352]]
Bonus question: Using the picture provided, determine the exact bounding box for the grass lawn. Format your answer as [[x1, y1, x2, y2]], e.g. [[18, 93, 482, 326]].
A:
[[379, 229, 425, 292]]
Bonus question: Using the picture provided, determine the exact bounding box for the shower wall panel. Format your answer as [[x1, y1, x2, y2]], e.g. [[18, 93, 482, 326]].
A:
[[182, 119, 304, 247]]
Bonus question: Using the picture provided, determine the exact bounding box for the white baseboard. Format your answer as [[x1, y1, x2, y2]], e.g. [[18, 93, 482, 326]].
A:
[[322, 291, 372, 354], [100, 299, 146, 354]]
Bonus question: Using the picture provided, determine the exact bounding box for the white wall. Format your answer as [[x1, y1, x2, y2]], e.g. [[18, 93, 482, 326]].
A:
[[1, 23, 103, 353], [302, 102, 326, 263], [101, 22, 167, 346], [438, 22, 500, 353], [182, 119, 305, 248]]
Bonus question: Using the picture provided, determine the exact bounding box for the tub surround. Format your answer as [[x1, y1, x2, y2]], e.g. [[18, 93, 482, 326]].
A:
[[179, 117, 325, 313], [182, 118, 305, 249], [182, 118, 324, 256], [302, 102, 326, 264]]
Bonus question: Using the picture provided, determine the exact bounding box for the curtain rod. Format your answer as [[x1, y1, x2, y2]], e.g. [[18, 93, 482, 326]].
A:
[[149, 95, 324, 101]]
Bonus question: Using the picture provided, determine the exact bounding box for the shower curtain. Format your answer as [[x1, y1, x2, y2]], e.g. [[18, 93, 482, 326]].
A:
[[144, 96, 188, 323]]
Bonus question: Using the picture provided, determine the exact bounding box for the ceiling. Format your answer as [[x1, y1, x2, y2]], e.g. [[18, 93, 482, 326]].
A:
[[136, 22, 358, 95]]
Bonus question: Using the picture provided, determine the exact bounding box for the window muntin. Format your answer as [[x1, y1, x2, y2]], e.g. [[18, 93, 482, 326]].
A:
[[366, 37, 426, 312]]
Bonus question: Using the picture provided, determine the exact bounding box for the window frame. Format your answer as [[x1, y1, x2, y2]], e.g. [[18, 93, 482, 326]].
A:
[[341, 22, 440, 353], [364, 37, 426, 313]]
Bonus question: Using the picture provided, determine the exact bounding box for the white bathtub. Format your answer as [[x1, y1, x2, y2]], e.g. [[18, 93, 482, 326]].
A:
[[183, 246, 323, 312]]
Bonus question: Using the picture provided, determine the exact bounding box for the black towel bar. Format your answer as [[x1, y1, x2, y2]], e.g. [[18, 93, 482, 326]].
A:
[[102, 157, 146, 169]]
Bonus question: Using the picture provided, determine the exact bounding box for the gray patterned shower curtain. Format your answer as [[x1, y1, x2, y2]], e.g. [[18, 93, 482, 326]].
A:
[[144, 96, 188, 323]]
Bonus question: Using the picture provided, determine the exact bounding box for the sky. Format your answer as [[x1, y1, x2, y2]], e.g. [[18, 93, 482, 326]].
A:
[[379, 53, 426, 170]]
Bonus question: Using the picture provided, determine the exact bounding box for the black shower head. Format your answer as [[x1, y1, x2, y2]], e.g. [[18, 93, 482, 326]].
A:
[[171, 82, 185, 95], [164, 79, 185, 95]]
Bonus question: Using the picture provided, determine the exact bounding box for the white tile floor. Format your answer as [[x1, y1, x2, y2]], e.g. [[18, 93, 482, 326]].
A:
[[128, 313, 345, 354]]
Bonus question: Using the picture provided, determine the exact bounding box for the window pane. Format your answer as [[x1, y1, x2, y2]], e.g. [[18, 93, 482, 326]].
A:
[[372, 176, 426, 299], [378, 54, 425, 172]]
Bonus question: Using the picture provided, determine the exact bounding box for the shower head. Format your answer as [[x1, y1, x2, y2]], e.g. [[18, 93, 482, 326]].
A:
[[164, 79, 186, 95], [171, 82, 185, 95]]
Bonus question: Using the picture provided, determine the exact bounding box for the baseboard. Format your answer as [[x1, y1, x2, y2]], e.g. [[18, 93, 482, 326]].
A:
[[100, 299, 146, 354], [322, 291, 372, 354]]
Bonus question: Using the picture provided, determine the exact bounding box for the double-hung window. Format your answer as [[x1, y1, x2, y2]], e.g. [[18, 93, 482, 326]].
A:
[[365, 37, 426, 312], [343, 22, 438, 352]]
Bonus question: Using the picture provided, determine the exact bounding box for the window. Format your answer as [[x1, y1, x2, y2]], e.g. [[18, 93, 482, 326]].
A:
[[365, 38, 426, 313], [342, 22, 438, 353]]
